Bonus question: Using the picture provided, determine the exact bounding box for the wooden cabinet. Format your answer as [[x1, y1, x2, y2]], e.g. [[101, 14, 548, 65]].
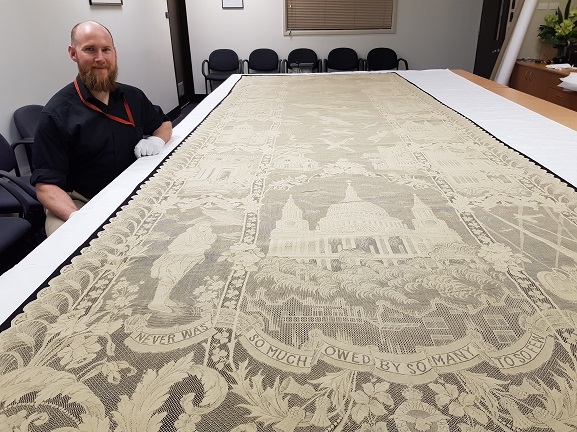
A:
[[509, 61, 577, 111]]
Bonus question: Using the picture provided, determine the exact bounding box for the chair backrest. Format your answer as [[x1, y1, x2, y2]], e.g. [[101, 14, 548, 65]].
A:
[[366, 48, 399, 71], [13, 105, 44, 139], [247, 48, 280, 73], [0, 134, 18, 174], [287, 48, 319, 71], [326, 48, 359, 71], [208, 49, 240, 73]]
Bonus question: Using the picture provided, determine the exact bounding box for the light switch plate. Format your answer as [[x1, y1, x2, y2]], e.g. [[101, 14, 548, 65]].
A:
[[549, 2, 560, 9], [538, 2, 548, 9]]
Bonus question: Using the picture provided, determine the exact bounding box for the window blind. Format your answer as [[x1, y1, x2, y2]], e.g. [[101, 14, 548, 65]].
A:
[[285, 0, 395, 33]]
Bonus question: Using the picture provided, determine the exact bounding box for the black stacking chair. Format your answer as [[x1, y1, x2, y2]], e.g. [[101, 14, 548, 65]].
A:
[[366, 48, 409, 71], [284, 48, 321, 73], [14, 104, 43, 139], [12, 104, 43, 174], [0, 134, 44, 229], [244, 48, 282, 74], [0, 171, 44, 272], [324, 48, 364, 72], [201, 49, 243, 93]]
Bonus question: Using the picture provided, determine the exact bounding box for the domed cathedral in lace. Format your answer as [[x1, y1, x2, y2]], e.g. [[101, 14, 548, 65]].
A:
[[268, 182, 462, 270]]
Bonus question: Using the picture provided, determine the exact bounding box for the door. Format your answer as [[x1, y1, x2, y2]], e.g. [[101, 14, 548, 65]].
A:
[[474, 0, 513, 78], [166, 0, 196, 107]]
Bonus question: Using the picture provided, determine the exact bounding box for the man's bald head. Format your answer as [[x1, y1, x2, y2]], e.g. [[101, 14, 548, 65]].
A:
[[71, 21, 114, 46]]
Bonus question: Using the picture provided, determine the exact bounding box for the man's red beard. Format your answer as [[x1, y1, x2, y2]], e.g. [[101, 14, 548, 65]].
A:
[[79, 64, 118, 92]]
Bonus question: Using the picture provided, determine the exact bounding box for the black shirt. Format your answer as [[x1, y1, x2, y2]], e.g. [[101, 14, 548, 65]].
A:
[[31, 76, 167, 199]]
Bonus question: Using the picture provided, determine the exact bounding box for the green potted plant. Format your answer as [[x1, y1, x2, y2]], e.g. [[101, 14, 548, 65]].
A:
[[538, 0, 577, 62]]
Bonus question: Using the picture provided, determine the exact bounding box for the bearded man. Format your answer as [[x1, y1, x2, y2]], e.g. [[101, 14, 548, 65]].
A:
[[31, 21, 172, 236]]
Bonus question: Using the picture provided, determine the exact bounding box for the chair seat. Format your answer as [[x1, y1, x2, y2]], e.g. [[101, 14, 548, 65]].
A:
[[205, 72, 235, 82], [0, 194, 40, 213], [0, 172, 45, 238], [0, 217, 32, 255]]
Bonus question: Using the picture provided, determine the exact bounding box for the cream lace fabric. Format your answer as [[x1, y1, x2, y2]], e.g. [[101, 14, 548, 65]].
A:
[[1, 73, 577, 431]]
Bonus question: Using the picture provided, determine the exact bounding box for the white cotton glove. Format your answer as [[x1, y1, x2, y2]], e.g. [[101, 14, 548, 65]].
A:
[[134, 136, 165, 158]]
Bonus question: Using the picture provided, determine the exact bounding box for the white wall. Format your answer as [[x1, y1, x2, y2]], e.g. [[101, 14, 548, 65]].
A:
[[0, 0, 177, 144], [519, 4, 562, 60], [187, 0, 484, 95]]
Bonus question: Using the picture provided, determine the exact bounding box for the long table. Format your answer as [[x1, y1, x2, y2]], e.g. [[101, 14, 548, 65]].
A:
[[1, 70, 576, 431]]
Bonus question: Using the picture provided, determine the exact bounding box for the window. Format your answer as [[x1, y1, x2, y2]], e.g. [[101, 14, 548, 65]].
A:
[[423, 317, 449, 330], [493, 330, 517, 344], [484, 314, 508, 328], [284, 0, 396, 35], [430, 334, 455, 346]]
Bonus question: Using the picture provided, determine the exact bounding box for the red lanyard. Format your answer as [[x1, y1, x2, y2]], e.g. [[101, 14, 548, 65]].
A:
[[74, 77, 135, 127]]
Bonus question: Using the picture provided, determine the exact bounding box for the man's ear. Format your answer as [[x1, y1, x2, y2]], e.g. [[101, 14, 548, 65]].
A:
[[68, 45, 78, 62]]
